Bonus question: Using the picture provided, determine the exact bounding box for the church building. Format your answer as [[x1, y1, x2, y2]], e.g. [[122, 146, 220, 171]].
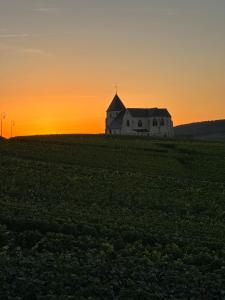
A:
[[106, 94, 174, 137]]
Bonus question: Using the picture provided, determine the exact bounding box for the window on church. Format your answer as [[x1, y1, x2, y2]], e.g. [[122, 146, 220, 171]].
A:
[[138, 120, 143, 127], [127, 120, 130, 127], [153, 119, 158, 126], [160, 119, 165, 126]]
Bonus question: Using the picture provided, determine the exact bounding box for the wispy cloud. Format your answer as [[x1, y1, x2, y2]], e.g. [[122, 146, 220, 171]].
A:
[[0, 33, 32, 39], [0, 43, 9, 51], [166, 9, 178, 17], [31, 7, 58, 14], [0, 43, 53, 58], [0, 32, 53, 39], [17, 48, 53, 57]]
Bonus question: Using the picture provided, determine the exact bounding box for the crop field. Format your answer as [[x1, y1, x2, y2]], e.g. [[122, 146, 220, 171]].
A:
[[0, 135, 225, 299]]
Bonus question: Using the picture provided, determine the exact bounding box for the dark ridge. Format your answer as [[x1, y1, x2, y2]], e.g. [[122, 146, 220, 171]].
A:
[[174, 119, 225, 140]]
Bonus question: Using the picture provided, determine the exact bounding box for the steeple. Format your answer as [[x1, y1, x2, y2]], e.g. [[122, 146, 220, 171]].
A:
[[107, 94, 126, 112]]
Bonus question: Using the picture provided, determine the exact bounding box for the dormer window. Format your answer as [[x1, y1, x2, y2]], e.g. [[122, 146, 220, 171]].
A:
[[138, 120, 143, 127]]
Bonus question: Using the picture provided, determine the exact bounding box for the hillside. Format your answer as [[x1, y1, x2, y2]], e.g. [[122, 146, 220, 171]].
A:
[[0, 135, 225, 299], [174, 119, 225, 140]]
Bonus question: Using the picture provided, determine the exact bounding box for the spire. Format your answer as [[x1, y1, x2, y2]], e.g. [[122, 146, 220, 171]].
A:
[[107, 94, 126, 112]]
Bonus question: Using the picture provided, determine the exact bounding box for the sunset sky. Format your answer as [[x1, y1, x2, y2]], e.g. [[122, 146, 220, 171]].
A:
[[0, 0, 225, 137]]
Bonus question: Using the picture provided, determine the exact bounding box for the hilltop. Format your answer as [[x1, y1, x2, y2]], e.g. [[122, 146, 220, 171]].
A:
[[0, 135, 225, 299], [174, 119, 225, 140]]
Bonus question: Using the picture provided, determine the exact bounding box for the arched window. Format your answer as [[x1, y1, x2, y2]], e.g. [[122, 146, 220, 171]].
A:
[[127, 120, 130, 127], [160, 118, 165, 126], [153, 119, 158, 127], [138, 120, 143, 127]]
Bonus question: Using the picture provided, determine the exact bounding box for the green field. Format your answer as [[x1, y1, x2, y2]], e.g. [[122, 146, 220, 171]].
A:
[[0, 135, 225, 299]]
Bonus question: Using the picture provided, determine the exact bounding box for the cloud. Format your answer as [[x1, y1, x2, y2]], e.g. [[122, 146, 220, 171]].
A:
[[17, 48, 53, 57], [0, 44, 53, 58], [31, 7, 58, 14], [0, 33, 31, 39], [0, 33, 53, 39], [166, 9, 178, 17], [0, 43, 9, 51]]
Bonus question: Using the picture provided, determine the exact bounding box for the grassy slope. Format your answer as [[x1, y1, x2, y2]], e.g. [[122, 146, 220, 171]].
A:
[[0, 135, 225, 299], [174, 119, 225, 140]]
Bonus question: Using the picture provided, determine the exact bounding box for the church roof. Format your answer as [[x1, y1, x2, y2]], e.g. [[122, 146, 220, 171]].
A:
[[127, 108, 171, 118], [107, 94, 126, 112]]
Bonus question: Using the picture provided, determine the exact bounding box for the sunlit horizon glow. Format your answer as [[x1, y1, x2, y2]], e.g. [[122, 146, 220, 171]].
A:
[[1, 0, 225, 138]]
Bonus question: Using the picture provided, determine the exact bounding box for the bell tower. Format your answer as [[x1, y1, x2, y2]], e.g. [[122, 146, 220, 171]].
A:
[[105, 94, 126, 134]]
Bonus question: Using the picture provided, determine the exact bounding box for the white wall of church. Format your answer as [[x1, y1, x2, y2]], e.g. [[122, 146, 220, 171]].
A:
[[119, 111, 173, 137], [121, 111, 134, 134]]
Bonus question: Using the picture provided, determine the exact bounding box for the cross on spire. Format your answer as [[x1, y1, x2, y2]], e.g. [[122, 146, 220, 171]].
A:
[[115, 83, 118, 95]]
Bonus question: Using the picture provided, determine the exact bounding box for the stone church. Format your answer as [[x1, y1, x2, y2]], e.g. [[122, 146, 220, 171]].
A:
[[105, 94, 174, 137]]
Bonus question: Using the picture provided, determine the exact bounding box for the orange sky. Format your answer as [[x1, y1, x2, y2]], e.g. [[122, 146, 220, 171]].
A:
[[1, 0, 225, 138]]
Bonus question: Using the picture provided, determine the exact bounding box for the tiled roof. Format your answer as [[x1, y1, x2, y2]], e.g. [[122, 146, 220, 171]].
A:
[[127, 108, 171, 118]]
